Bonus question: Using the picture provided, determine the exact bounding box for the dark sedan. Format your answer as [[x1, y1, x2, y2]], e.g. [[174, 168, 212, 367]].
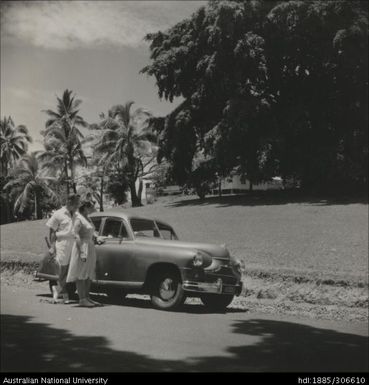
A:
[[37, 210, 243, 311]]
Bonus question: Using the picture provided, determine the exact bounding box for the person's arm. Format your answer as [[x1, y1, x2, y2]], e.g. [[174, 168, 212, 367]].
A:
[[49, 228, 57, 256], [74, 220, 86, 262], [46, 212, 59, 256], [92, 230, 99, 241]]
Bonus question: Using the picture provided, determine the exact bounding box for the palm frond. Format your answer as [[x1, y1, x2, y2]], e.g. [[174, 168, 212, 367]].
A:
[[81, 135, 97, 145], [13, 181, 34, 214], [40, 182, 59, 203], [88, 123, 101, 131], [15, 125, 32, 137], [110, 101, 135, 128], [44, 127, 67, 142], [99, 117, 120, 132], [3, 178, 25, 190], [94, 141, 116, 154], [43, 110, 61, 120], [101, 129, 119, 143], [74, 115, 88, 128], [72, 98, 82, 110]]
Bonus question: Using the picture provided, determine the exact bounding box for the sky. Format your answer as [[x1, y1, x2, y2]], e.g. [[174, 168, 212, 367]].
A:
[[0, 0, 206, 151]]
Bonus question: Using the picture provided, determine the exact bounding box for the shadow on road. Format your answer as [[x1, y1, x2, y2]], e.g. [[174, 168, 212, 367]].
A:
[[36, 293, 248, 314], [1, 313, 368, 372]]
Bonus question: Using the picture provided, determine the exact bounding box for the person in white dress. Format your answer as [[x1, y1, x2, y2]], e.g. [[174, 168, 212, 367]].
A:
[[66, 201, 102, 307], [46, 194, 80, 304]]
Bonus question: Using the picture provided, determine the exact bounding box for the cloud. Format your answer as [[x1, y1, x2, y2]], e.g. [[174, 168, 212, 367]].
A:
[[0, 0, 205, 50], [5, 86, 89, 107]]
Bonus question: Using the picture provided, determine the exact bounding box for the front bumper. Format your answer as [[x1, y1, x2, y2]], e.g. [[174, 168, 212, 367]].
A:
[[183, 278, 243, 296]]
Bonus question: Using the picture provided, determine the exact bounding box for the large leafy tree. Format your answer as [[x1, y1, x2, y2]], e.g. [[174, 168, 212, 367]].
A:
[[0, 116, 32, 177], [142, 0, 368, 193], [265, 0, 368, 191], [39, 89, 88, 195], [142, 1, 276, 190], [91, 101, 157, 206], [4, 152, 58, 219]]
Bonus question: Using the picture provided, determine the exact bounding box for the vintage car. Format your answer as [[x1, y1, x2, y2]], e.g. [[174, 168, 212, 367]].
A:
[[36, 210, 243, 311]]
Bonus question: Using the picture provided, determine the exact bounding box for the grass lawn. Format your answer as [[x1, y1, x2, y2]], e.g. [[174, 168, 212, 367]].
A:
[[1, 194, 368, 280]]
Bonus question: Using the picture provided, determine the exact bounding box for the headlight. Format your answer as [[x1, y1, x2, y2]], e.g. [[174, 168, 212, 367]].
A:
[[233, 258, 245, 275], [192, 252, 204, 267]]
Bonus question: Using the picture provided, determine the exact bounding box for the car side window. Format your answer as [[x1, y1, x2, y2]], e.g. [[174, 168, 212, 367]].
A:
[[91, 217, 103, 234], [157, 222, 177, 240], [120, 222, 129, 239], [130, 218, 160, 238], [102, 218, 122, 238]]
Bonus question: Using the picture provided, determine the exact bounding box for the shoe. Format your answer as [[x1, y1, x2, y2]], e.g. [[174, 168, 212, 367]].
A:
[[51, 299, 62, 304], [79, 299, 94, 308], [62, 294, 70, 304], [88, 298, 103, 307]]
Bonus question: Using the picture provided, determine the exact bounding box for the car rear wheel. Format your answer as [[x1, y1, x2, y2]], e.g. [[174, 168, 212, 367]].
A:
[[200, 294, 234, 311], [150, 270, 185, 310]]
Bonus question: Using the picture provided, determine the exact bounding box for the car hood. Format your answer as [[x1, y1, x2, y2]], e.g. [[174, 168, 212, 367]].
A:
[[135, 238, 230, 260]]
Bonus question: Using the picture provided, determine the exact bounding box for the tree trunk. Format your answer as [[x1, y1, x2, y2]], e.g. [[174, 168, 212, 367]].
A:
[[99, 177, 104, 212], [64, 162, 70, 196], [196, 183, 207, 200], [69, 158, 77, 194], [1, 160, 8, 178], [137, 179, 143, 203], [5, 191, 12, 223], [34, 192, 38, 220], [129, 180, 142, 207]]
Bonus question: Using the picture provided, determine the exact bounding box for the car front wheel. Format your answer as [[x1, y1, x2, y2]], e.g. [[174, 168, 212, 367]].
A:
[[150, 270, 185, 310], [200, 294, 234, 311]]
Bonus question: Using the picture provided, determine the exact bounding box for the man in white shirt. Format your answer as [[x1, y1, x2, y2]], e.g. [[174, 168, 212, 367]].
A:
[[46, 194, 80, 303]]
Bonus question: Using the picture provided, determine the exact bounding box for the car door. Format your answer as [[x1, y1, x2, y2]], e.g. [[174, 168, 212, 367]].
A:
[[95, 217, 138, 284]]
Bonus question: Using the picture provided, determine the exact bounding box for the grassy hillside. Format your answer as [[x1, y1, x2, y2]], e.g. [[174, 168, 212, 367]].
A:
[[125, 195, 368, 279], [1, 194, 368, 280]]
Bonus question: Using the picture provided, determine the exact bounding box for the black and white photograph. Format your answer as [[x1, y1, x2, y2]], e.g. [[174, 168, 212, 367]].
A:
[[0, 0, 368, 377]]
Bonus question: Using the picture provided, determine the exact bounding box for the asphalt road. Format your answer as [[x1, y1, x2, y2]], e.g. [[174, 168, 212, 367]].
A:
[[1, 284, 368, 372]]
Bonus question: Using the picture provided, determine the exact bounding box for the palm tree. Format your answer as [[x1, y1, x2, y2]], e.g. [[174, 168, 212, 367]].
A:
[[39, 89, 87, 194], [4, 153, 58, 219], [92, 101, 157, 207], [0, 116, 32, 177], [78, 171, 106, 212], [0, 116, 32, 223]]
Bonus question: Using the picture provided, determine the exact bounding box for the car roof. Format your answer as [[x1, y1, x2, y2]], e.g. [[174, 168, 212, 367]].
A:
[[89, 209, 173, 228]]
